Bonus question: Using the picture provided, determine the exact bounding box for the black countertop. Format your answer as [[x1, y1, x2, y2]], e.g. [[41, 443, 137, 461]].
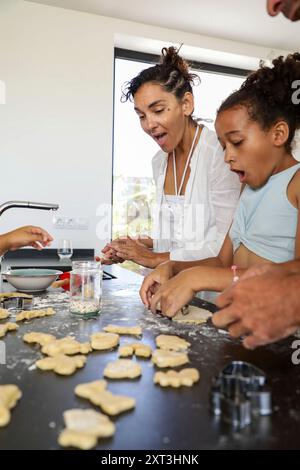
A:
[[0, 261, 300, 450]]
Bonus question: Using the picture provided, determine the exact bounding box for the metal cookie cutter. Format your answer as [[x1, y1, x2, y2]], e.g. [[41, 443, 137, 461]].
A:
[[180, 305, 190, 315], [0, 295, 33, 311], [156, 304, 190, 316], [210, 361, 272, 429]]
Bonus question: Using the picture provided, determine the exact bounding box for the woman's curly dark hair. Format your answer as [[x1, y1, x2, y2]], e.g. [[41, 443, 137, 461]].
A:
[[217, 53, 300, 152], [121, 46, 200, 103]]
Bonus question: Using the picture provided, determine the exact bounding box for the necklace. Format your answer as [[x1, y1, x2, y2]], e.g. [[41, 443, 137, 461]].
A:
[[172, 125, 199, 196]]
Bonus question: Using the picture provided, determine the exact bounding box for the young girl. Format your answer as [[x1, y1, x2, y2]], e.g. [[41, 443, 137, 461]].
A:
[[140, 52, 300, 316]]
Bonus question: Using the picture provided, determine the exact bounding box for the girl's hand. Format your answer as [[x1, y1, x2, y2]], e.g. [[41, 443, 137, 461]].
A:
[[139, 261, 174, 308], [149, 270, 196, 317]]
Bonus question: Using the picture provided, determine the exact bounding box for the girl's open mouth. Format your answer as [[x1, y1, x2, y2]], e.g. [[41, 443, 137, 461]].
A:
[[232, 169, 246, 183]]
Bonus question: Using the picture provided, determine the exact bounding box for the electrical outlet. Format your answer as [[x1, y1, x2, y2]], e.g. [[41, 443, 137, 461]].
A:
[[76, 217, 89, 230], [53, 216, 65, 228], [53, 216, 89, 230], [65, 218, 76, 229]]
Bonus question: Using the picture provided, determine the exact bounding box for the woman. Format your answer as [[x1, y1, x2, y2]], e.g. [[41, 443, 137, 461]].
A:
[[99, 47, 240, 268]]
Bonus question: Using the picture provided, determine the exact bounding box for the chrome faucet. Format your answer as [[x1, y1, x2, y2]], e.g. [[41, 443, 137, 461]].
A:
[[0, 201, 59, 217]]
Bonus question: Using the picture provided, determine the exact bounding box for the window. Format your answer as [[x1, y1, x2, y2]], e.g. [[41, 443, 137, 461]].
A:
[[0, 80, 5, 104], [112, 49, 247, 240]]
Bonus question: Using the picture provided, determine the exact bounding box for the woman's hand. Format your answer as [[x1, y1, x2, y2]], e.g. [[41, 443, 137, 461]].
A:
[[95, 245, 124, 265], [139, 261, 174, 307], [148, 269, 197, 317], [0, 226, 53, 255], [105, 237, 166, 268]]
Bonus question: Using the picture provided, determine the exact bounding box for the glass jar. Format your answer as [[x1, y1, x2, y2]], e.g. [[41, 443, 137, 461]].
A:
[[69, 261, 102, 316]]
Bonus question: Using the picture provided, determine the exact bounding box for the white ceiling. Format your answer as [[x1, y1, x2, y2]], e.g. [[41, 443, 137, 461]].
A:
[[28, 0, 299, 51]]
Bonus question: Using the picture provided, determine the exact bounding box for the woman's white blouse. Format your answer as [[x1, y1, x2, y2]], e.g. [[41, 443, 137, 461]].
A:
[[151, 126, 241, 261]]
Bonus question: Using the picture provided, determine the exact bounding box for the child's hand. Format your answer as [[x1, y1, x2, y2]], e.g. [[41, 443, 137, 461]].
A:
[[149, 270, 196, 317], [0, 225, 53, 254], [140, 261, 174, 308]]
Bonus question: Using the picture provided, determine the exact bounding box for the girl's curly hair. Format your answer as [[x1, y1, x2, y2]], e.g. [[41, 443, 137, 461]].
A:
[[218, 53, 300, 152]]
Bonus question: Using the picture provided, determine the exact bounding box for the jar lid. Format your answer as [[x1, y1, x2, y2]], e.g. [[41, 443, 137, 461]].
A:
[[71, 260, 101, 272]]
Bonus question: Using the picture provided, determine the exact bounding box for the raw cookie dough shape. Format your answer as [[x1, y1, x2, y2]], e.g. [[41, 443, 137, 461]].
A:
[[23, 332, 56, 347], [0, 385, 22, 427], [103, 359, 142, 379], [103, 324, 142, 337], [173, 305, 212, 324], [36, 354, 86, 375], [59, 429, 97, 450], [0, 308, 9, 320], [118, 342, 152, 358], [0, 292, 32, 299], [41, 336, 91, 356], [58, 409, 115, 450], [16, 308, 55, 322], [156, 334, 190, 351], [152, 349, 189, 368], [75, 380, 135, 416], [90, 332, 119, 351], [154, 368, 200, 388], [0, 322, 18, 339]]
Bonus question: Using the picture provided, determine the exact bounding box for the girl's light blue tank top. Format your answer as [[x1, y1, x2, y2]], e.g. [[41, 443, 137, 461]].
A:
[[229, 163, 300, 263]]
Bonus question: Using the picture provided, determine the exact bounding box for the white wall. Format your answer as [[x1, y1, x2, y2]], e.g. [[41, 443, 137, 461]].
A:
[[0, 0, 115, 251], [0, 0, 297, 250]]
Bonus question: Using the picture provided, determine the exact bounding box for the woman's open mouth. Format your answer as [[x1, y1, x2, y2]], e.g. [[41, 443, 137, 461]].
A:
[[153, 132, 167, 147]]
